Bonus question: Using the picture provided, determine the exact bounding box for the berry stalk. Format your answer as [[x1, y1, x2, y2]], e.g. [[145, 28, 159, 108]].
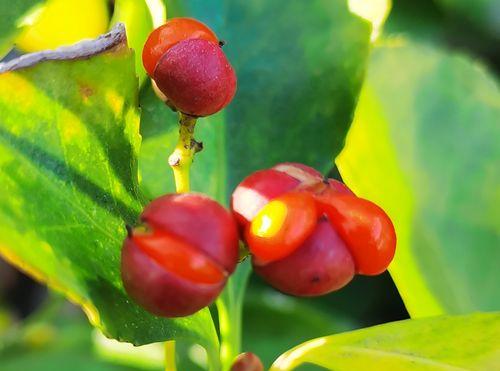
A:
[[165, 114, 201, 371], [165, 113, 199, 371], [168, 113, 201, 193]]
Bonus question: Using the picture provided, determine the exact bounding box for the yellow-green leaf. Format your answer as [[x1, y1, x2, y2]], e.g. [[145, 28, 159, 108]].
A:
[[15, 0, 109, 53], [111, 0, 161, 85], [271, 312, 500, 370], [0, 25, 219, 365], [0, 0, 45, 57], [337, 40, 500, 317]]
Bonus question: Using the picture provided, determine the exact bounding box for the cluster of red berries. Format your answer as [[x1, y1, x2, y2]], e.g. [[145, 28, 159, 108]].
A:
[[142, 17, 237, 117], [121, 163, 396, 318], [231, 163, 396, 296], [122, 19, 396, 318]]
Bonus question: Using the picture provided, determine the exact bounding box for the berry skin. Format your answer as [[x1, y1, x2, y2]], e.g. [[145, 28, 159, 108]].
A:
[[271, 162, 323, 183], [300, 177, 355, 196], [246, 191, 318, 264], [121, 231, 225, 318], [230, 163, 322, 229], [254, 219, 355, 296], [327, 178, 355, 195], [316, 194, 396, 276], [142, 18, 218, 78], [153, 38, 237, 117], [121, 193, 239, 317]]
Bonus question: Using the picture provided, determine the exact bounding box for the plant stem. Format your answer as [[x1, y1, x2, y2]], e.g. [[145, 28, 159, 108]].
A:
[[164, 112, 200, 371], [164, 340, 176, 371], [218, 299, 241, 370], [168, 113, 200, 193], [217, 260, 252, 370]]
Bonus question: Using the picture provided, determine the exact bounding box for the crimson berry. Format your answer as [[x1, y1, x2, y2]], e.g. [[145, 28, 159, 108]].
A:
[[253, 218, 355, 296], [231, 352, 264, 371], [153, 38, 237, 116], [316, 193, 396, 276], [232, 163, 396, 297], [230, 162, 322, 229], [142, 17, 218, 78], [121, 193, 239, 317]]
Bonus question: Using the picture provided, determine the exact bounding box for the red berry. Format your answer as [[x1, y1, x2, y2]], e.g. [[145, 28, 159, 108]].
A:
[[231, 352, 264, 371], [231, 163, 322, 229], [153, 38, 237, 116], [121, 193, 239, 317], [254, 219, 355, 296], [232, 162, 396, 297], [246, 191, 318, 264], [141, 193, 239, 273], [130, 229, 225, 284], [317, 194, 396, 275], [142, 17, 218, 77], [121, 232, 225, 318]]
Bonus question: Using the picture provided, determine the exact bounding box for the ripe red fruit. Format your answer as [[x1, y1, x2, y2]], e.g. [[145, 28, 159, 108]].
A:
[[317, 194, 396, 276], [246, 191, 318, 264], [231, 352, 264, 371], [254, 219, 355, 296], [232, 162, 396, 297], [230, 163, 322, 229], [121, 193, 239, 317], [153, 38, 237, 116], [142, 17, 218, 77]]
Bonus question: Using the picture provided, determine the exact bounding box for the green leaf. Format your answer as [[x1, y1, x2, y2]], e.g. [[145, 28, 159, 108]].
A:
[[0, 26, 219, 363], [383, 0, 448, 43], [271, 312, 500, 370], [110, 0, 160, 85], [216, 260, 252, 370], [337, 40, 500, 317], [0, 0, 45, 57], [434, 0, 500, 38], [242, 288, 347, 368]]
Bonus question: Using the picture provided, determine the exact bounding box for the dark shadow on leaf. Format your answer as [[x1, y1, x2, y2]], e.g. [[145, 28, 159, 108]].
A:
[[0, 127, 138, 224], [21, 63, 142, 202]]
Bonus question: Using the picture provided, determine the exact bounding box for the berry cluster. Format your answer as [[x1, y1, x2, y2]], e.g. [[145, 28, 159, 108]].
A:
[[121, 18, 396, 319], [231, 163, 396, 296], [142, 18, 237, 117], [121, 163, 396, 317]]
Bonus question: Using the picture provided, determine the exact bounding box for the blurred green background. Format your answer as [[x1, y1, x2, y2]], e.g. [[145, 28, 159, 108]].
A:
[[0, 0, 498, 369]]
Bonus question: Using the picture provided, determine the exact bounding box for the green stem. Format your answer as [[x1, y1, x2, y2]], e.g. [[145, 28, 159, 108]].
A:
[[216, 260, 252, 370], [168, 113, 200, 193], [163, 112, 201, 371], [164, 341, 176, 371]]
